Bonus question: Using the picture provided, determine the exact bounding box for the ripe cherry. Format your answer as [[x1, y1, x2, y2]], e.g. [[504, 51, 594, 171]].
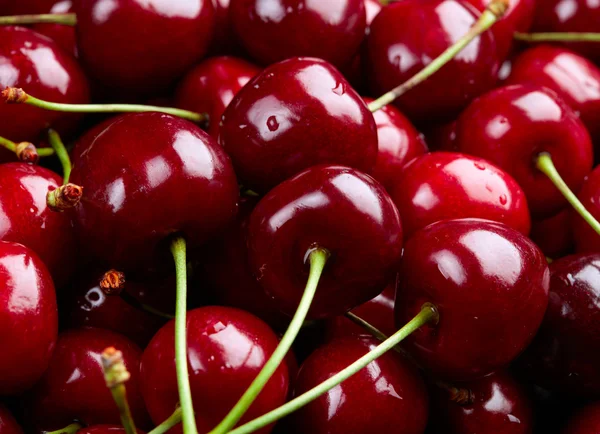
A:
[[30, 0, 77, 56], [573, 165, 600, 253], [0, 405, 23, 434]]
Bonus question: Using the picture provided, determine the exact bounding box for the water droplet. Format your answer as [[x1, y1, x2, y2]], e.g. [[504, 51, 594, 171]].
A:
[[267, 116, 279, 132], [499, 194, 507, 205]]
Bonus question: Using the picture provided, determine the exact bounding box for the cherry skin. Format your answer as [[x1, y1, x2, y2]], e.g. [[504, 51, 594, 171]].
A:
[[76, 426, 145, 434], [573, 166, 600, 252], [455, 84, 594, 218], [395, 218, 550, 381], [389, 152, 531, 240], [530, 209, 574, 258], [289, 335, 428, 434], [0, 405, 23, 434], [219, 57, 377, 192], [175, 56, 260, 139], [74, 0, 215, 95], [140, 306, 288, 434], [0, 241, 57, 396], [365, 0, 499, 124], [27, 0, 77, 57], [69, 112, 239, 271], [28, 327, 149, 431], [563, 402, 600, 434]]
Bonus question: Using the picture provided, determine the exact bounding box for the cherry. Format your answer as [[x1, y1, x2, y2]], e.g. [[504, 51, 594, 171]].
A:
[[563, 402, 600, 434], [289, 335, 428, 434], [530, 209, 574, 258], [429, 371, 534, 434], [0, 404, 24, 434], [573, 166, 600, 252], [455, 84, 594, 218], [395, 218, 549, 381], [248, 165, 403, 319], [389, 152, 531, 239], [26, 0, 77, 56], [220, 57, 377, 192], [76, 426, 145, 434], [28, 327, 149, 431], [0, 26, 89, 144], [365, 0, 499, 124], [0, 240, 57, 395], [362, 96, 428, 192], [140, 306, 288, 433], [175, 56, 260, 139]]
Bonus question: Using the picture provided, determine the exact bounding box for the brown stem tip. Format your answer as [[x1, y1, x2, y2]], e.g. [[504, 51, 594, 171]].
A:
[[2, 87, 28, 104], [100, 270, 126, 295], [101, 347, 131, 388], [46, 183, 83, 212], [15, 142, 39, 164], [487, 0, 510, 17]]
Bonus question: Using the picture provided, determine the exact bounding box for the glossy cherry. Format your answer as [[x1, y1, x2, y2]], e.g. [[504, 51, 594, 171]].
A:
[[219, 57, 377, 192], [140, 306, 288, 433], [74, 0, 215, 94], [563, 402, 600, 434], [289, 335, 428, 434], [28, 327, 149, 431], [395, 218, 550, 381], [77, 426, 145, 434], [573, 166, 600, 252], [0, 405, 23, 434], [175, 56, 260, 138], [365, 0, 499, 124], [455, 84, 594, 218], [389, 152, 531, 239], [29, 0, 77, 56], [248, 165, 403, 319], [0, 241, 57, 395], [69, 112, 239, 270], [530, 209, 574, 258]]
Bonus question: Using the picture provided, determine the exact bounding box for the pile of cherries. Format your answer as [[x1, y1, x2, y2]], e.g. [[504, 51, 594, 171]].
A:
[[1, 0, 600, 433]]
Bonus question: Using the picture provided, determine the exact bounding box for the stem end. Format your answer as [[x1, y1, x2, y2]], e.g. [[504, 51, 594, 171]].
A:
[[100, 270, 126, 295], [15, 142, 39, 164], [2, 87, 28, 104], [102, 347, 131, 388], [47, 183, 83, 212]]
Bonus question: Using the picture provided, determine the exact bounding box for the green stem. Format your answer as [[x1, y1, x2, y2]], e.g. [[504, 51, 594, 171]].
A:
[[344, 312, 390, 343], [209, 247, 330, 434], [0, 13, 77, 25], [368, 0, 509, 113], [536, 153, 600, 237], [44, 423, 83, 434], [47, 129, 72, 184], [0, 136, 54, 162], [148, 407, 183, 434], [171, 237, 198, 434], [514, 32, 600, 43], [101, 347, 137, 434], [227, 304, 439, 434]]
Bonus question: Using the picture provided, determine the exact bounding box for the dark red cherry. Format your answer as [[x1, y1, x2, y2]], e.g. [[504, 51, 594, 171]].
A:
[[563, 402, 600, 434], [28, 327, 149, 431], [429, 371, 534, 434], [219, 57, 377, 192], [140, 306, 288, 434], [362, 96, 428, 192], [455, 84, 594, 218], [69, 112, 239, 270], [506, 45, 600, 145], [76, 426, 145, 434], [0, 404, 23, 434], [74, 0, 215, 94], [530, 209, 574, 258], [389, 152, 531, 239], [289, 335, 428, 434], [573, 166, 600, 252], [0, 241, 57, 395], [365, 0, 499, 124], [29, 0, 77, 56], [395, 218, 550, 381], [0, 163, 76, 287], [0, 26, 89, 144], [230, 0, 366, 69], [248, 165, 403, 319], [175, 56, 260, 138]]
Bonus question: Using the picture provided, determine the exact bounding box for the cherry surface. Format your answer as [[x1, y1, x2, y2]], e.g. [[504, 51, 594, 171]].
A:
[[0, 405, 23, 434], [230, 0, 366, 69], [30, 0, 77, 57], [530, 209, 574, 258], [365, 0, 499, 124], [290, 335, 428, 434], [395, 218, 550, 381], [389, 152, 531, 239], [248, 165, 403, 319], [175, 56, 260, 138], [0, 241, 57, 396], [69, 112, 239, 270], [219, 57, 377, 192], [455, 84, 594, 218], [573, 165, 600, 252], [140, 306, 288, 434], [563, 402, 600, 434], [28, 327, 149, 431]]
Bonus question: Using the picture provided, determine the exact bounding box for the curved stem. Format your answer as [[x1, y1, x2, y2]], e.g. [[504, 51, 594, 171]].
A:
[[101, 347, 137, 434], [344, 312, 390, 343], [368, 0, 509, 113], [227, 304, 439, 434], [47, 129, 71, 184], [209, 247, 330, 434], [536, 153, 600, 237], [148, 407, 183, 434], [44, 422, 83, 434], [170, 237, 198, 434], [514, 32, 600, 43], [0, 13, 76, 25]]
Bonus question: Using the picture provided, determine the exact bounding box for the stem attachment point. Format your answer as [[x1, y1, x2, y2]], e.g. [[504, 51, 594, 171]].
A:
[[47, 183, 83, 212], [100, 270, 126, 295]]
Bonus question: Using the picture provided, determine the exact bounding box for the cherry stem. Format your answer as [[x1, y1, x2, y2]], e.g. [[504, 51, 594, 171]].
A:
[[209, 247, 330, 434], [147, 407, 183, 434], [0, 135, 53, 163], [344, 312, 390, 343], [435, 381, 474, 405], [0, 13, 76, 26], [44, 423, 83, 434], [368, 0, 509, 113], [514, 32, 600, 43], [101, 347, 138, 434], [47, 183, 83, 212], [171, 236, 198, 434], [2, 87, 208, 125], [536, 152, 600, 237], [47, 129, 71, 184], [226, 304, 439, 434]]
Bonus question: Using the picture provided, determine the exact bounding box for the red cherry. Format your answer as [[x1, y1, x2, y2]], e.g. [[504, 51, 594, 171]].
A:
[[76, 426, 145, 434], [563, 402, 600, 434], [395, 218, 550, 381], [365, 0, 499, 124], [389, 152, 531, 239], [175, 56, 260, 139], [28, 327, 150, 431], [29, 0, 77, 56], [455, 84, 594, 218], [219, 57, 377, 192], [0, 405, 23, 434], [530, 209, 574, 258], [140, 306, 288, 434], [573, 165, 600, 252]]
